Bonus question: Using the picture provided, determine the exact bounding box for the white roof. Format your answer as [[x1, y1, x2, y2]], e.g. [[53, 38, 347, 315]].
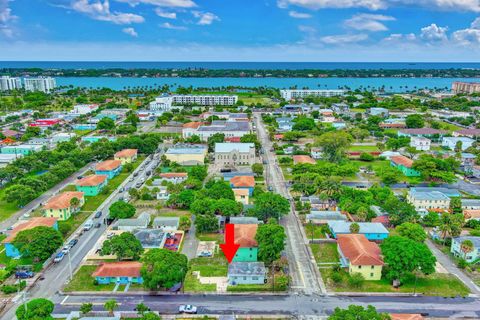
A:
[[215, 143, 255, 153]]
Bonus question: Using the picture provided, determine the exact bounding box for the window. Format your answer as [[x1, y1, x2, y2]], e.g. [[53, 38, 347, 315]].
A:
[[358, 266, 362, 269], [371, 266, 374, 269], [370, 273, 374, 277]]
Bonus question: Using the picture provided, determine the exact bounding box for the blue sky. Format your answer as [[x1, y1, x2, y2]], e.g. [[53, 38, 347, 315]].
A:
[[0, 0, 480, 61]]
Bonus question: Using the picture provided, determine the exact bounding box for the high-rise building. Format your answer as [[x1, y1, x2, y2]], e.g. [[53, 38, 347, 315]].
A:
[[0, 76, 22, 91], [452, 81, 480, 94], [24, 77, 56, 93]]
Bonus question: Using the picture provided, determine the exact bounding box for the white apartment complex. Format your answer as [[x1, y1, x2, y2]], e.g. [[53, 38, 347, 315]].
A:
[[149, 96, 174, 111], [280, 89, 345, 100], [0, 76, 22, 91], [24, 77, 56, 93], [172, 95, 238, 106]]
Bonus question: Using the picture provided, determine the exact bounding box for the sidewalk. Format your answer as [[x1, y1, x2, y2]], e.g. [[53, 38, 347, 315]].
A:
[[426, 238, 480, 295]]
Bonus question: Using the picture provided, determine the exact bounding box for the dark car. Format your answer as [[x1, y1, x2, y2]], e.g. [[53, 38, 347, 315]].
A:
[[94, 211, 102, 218], [94, 222, 101, 228], [68, 239, 78, 247], [15, 271, 34, 279]]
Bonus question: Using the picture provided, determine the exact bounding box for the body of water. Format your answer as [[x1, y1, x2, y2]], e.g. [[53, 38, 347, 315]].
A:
[[2, 61, 480, 70], [56, 76, 478, 92]]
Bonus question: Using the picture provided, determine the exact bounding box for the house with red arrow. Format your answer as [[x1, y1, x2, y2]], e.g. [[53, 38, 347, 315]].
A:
[[233, 224, 258, 262]]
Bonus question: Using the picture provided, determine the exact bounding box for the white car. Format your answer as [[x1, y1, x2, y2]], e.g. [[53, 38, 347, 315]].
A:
[[61, 246, 70, 254], [179, 305, 197, 314]]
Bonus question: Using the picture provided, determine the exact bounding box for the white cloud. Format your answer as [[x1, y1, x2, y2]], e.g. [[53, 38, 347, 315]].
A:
[[155, 8, 177, 19], [451, 17, 480, 45], [192, 11, 219, 25], [344, 13, 395, 32], [384, 33, 416, 41], [122, 27, 138, 36], [472, 17, 480, 29], [420, 23, 448, 42], [0, 0, 17, 38], [114, 0, 196, 7], [71, 0, 145, 24], [320, 33, 368, 44], [159, 21, 186, 30], [298, 25, 316, 33], [277, 0, 480, 12], [288, 11, 312, 18]]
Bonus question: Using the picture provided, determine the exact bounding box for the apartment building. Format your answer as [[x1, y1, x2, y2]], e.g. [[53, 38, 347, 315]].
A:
[[24, 77, 56, 93], [0, 76, 21, 91], [172, 95, 238, 106], [452, 81, 480, 94], [280, 89, 345, 100]]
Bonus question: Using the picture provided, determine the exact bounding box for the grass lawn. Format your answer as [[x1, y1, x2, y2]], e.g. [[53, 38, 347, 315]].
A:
[[0, 249, 43, 272], [183, 272, 216, 292], [437, 121, 461, 132], [311, 243, 339, 263], [197, 233, 224, 242], [349, 145, 380, 152], [63, 265, 115, 292], [304, 224, 326, 239], [189, 256, 228, 277], [0, 188, 22, 222], [322, 268, 470, 296]]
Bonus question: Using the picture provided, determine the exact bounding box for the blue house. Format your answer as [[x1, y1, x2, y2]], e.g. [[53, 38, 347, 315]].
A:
[[3, 217, 59, 258], [72, 124, 96, 131], [327, 221, 389, 241], [93, 261, 143, 285], [94, 160, 122, 180], [81, 136, 117, 144]]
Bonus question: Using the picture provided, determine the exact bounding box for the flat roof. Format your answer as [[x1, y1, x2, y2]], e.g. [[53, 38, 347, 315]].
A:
[[215, 143, 255, 153]]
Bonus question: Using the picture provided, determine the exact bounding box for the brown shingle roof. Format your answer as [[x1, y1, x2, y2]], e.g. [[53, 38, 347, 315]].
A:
[[44, 192, 84, 210], [293, 155, 316, 164], [182, 122, 203, 129], [234, 224, 258, 247], [114, 149, 138, 158], [92, 261, 142, 278], [160, 172, 188, 179], [390, 155, 414, 168], [337, 234, 384, 266], [96, 160, 122, 171], [390, 314, 424, 320], [76, 175, 107, 187], [230, 176, 255, 188], [2, 217, 58, 243]]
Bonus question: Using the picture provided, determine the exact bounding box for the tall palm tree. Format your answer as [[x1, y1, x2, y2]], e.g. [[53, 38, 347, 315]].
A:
[[460, 239, 474, 260]]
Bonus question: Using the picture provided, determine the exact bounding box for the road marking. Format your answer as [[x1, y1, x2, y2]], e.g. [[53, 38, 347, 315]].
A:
[[60, 295, 69, 305]]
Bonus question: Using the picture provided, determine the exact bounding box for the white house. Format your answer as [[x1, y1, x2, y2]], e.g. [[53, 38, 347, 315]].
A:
[[149, 96, 174, 112], [410, 136, 431, 151], [441, 137, 474, 151], [73, 104, 99, 115]]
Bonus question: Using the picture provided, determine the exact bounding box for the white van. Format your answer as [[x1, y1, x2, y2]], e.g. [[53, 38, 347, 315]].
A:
[[83, 220, 94, 231]]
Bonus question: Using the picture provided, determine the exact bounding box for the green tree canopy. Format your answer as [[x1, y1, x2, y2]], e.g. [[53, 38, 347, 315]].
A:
[[406, 114, 425, 128], [314, 131, 353, 163], [253, 192, 290, 221], [109, 201, 136, 219], [255, 220, 286, 264], [194, 214, 219, 233], [13, 226, 63, 262], [16, 298, 54, 320], [328, 305, 391, 320], [141, 249, 188, 290], [101, 232, 144, 260], [97, 117, 116, 130], [207, 133, 225, 152], [204, 180, 235, 200], [396, 222, 427, 242]]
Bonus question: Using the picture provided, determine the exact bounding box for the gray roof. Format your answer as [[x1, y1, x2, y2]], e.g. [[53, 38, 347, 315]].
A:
[[153, 216, 180, 228], [410, 191, 450, 201], [198, 121, 250, 132], [230, 217, 260, 224], [134, 229, 166, 248], [453, 236, 480, 248], [462, 199, 480, 207], [228, 262, 266, 276], [115, 212, 150, 228], [80, 318, 121, 320], [307, 211, 346, 221], [166, 144, 207, 155], [410, 187, 460, 198], [327, 221, 389, 235], [215, 143, 254, 153]]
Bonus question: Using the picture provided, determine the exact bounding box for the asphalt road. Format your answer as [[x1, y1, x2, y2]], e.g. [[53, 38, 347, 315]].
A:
[[1, 149, 164, 320], [254, 114, 323, 295], [55, 293, 480, 318]]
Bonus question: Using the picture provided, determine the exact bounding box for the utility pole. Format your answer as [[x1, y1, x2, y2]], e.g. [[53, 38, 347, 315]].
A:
[[68, 250, 73, 281]]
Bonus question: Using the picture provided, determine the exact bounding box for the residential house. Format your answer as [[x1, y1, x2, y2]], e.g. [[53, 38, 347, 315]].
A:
[[156, 186, 170, 201], [451, 236, 480, 263], [222, 171, 255, 182], [95, 160, 122, 180], [411, 187, 460, 198], [134, 229, 167, 249], [2, 129, 22, 140], [230, 176, 255, 196], [293, 155, 316, 165], [114, 212, 151, 232], [337, 234, 384, 280], [158, 172, 188, 184], [214, 143, 256, 167], [181, 122, 203, 138], [73, 104, 99, 115], [410, 136, 431, 151], [72, 124, 96, 131], [311, 147, 322, 159], [75, 175, 108, 196], [390, 155, 421, 177], [462, 199, 480, 210], [390, 314, 424, 320], [276, 117, 294, 131], [233, 188, 249, 205], [233, 224, 258, 262], [230, 217, 260, 224], [153, 217, 179, 232], [379, 122, 406, 129], [306, 211, 347, 224], [165, 144, 208, 165], [1, 144, 43, 155], [464, 210, 480, 221], [114, 149, 138, 164], [398, 128, 447, 140], [379, 151, 401, 160], [81, 136, 116, 144], [407, 188, 452, 211], [227, 262, 266, 285], [92, 261, 143, 285], [42, 191, 84, 221], [442, 137, 474, 151], [2, 217, 58, 258], [453, 128, 480, 139], [327, 221, 389, 241], [51, 132, 76, 144], [368, 107, 389, 117]]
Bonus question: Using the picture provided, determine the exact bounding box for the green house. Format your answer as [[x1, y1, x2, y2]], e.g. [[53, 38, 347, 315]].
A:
[[390, 155, 421, 177], [233, 224, 258, 262], [75, 175, 108, 196]]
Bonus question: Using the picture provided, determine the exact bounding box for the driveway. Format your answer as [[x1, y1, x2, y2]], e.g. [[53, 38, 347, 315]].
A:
[[181, 215, 199, 260]]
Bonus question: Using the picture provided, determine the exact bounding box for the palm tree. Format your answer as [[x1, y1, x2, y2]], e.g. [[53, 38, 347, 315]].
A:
[[70, 197, 81, 213], [316, 177, 342, 199], [460, 239, 474, 260], [104, 299, 118, 316], [350, 222, 360, 234]]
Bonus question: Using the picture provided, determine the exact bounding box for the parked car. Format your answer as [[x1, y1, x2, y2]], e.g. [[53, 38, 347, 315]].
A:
[[61, 246, 70, 254], [83, 220, 93, 231], [68, 239, 78, 247], [179, 305, 197, 314], [15, 271, 34, 279], [198, 251, 212, 257], [94, 211, 102, 219], [53, 252, 65, 263], [94, 222, 101, 228], [77, 175, 84, 180]]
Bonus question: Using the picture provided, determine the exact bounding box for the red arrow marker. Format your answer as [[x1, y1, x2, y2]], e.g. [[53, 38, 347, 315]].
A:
[[219, 223, 240, 263]]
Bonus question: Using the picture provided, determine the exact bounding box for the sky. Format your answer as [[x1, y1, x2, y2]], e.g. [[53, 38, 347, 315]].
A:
[[0, 0, 480, 61]]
